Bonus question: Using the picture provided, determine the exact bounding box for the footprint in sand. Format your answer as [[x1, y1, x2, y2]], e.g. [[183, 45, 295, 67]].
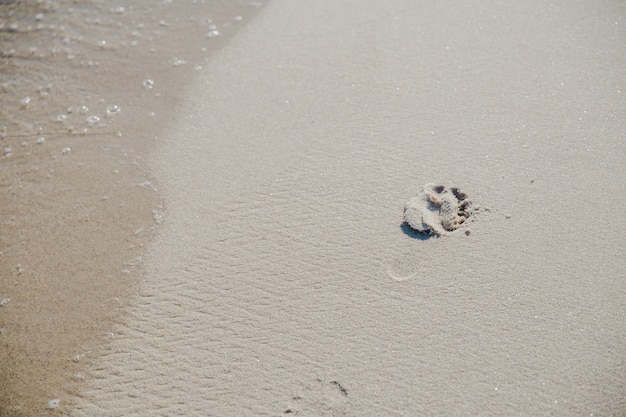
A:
[[282, 378, 349, 416], [403, 184, 473, 237]]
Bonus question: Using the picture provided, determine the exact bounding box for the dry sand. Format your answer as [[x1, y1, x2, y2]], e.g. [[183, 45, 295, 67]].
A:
[[2, 0, 624, 415], [69, 0, 626, 415]]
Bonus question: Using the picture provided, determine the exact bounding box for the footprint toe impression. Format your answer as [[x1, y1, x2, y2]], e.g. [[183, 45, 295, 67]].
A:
[[403, 183, 472, 237]]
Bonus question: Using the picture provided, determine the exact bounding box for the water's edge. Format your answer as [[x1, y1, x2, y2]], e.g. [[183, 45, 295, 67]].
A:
[[0, 1, 265, 415]]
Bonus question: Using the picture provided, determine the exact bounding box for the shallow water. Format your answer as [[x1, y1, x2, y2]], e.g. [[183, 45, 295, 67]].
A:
[[1, 0, 260, 143], [0, 1, 263, 415]]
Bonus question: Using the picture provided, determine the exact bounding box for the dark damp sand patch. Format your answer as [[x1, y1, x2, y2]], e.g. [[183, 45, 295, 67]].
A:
[[0, 1, 264, 415]]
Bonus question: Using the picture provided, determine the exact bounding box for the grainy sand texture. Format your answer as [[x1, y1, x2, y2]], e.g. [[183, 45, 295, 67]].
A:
[[69, 0, 626, 415], [0, 1, 260, 415], [4, 0, 625, 416]]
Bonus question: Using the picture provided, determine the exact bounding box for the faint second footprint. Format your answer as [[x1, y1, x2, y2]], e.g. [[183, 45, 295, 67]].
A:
[[283, 378, 349, 417]]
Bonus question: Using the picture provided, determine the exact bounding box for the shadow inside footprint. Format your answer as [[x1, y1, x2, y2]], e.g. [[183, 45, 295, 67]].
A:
[[400, 222, 433, 240]]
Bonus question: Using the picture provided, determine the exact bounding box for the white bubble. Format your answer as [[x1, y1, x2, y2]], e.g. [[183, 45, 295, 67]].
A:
[[0, 297, 10, 306], [106, 105, 121, 117], [152, 209, 164, 224], [37, 137, 45, 144], [207, 30, 220, 39], [86, 115, 100, 124], [56, 114, 67, 122], [20, 96, 31, 109], [62, 147, 71, 154], [78, 105, 89, 114], [142, 79, 154, 89], [169, 57, 186, 66], [110, 6, 125, 14], [47, 399, 60, 409]]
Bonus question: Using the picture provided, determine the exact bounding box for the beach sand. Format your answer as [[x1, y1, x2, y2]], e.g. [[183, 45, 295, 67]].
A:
[[0, 1, 261, 415], [2, 0, 625, 415], [70, 0, 625, 416]]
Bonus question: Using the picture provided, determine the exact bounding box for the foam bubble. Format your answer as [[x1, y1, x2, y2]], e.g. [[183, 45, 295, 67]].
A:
[[142, 79, 154, 89], [20, 96, 31, 109], [169, 58, 186, 66], [106, 105, 121, 117], [86, 115, 101, 124], [47, 399, 60, 409]]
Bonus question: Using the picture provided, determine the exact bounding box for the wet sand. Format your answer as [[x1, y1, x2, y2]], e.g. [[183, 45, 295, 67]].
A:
[[71, 0, 626, 416], [0, 1, 261, 415]]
